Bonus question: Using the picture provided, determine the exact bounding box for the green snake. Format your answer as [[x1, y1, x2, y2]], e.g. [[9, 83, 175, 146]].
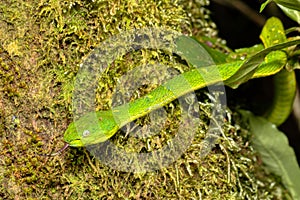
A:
[[53, 17, 298, 154]]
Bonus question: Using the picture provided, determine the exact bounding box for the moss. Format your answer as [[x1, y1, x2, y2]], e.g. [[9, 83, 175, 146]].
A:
[[0, 0, 290, 199]]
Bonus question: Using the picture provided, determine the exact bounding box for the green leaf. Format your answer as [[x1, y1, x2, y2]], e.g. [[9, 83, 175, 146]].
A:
[[260, 0, 300, 23], [260, 17, 286, 47], [224, 39, 300, 88], [175, 36, 215, 67], [274, 0, 300, 12], [278, 4, 300, 24], [239, 110, 300, 200], [192, 39, 228, 64], [227, 44, 264, 62], [260, 0, 272, 12]]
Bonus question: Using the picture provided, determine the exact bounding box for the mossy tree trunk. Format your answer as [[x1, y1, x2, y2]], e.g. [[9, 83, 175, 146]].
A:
[[0, 0, 288, 199]]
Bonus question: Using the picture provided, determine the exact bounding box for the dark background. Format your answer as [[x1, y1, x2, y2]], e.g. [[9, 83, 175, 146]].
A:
[[208, 0, 300, 164]]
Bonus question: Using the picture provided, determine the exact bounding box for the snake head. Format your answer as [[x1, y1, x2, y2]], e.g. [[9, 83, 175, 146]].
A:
[[64, 110, 119, 147]]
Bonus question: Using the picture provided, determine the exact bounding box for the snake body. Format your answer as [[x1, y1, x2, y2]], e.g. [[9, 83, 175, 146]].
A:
[[63, 50, 286, 147], [63, 17, 297, 148]]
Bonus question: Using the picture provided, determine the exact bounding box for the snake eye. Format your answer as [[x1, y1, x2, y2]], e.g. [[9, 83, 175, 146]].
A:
[[82, 130, 90, 137]]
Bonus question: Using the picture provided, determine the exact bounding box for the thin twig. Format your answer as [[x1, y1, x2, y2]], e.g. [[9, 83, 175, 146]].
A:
[[212, 0, 266, 27]]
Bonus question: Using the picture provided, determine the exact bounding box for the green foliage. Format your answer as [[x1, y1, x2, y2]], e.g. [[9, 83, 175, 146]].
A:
[[240, 110, 300, 200], [233, 9, 300, 200], [260, 0, 300, 24]]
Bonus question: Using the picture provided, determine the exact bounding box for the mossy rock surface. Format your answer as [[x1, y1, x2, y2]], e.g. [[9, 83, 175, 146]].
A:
[[0, 0, 289, 199]]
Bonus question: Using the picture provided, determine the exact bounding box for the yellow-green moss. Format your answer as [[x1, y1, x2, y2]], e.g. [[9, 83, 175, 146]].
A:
[[0, 0, 290, 199]]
